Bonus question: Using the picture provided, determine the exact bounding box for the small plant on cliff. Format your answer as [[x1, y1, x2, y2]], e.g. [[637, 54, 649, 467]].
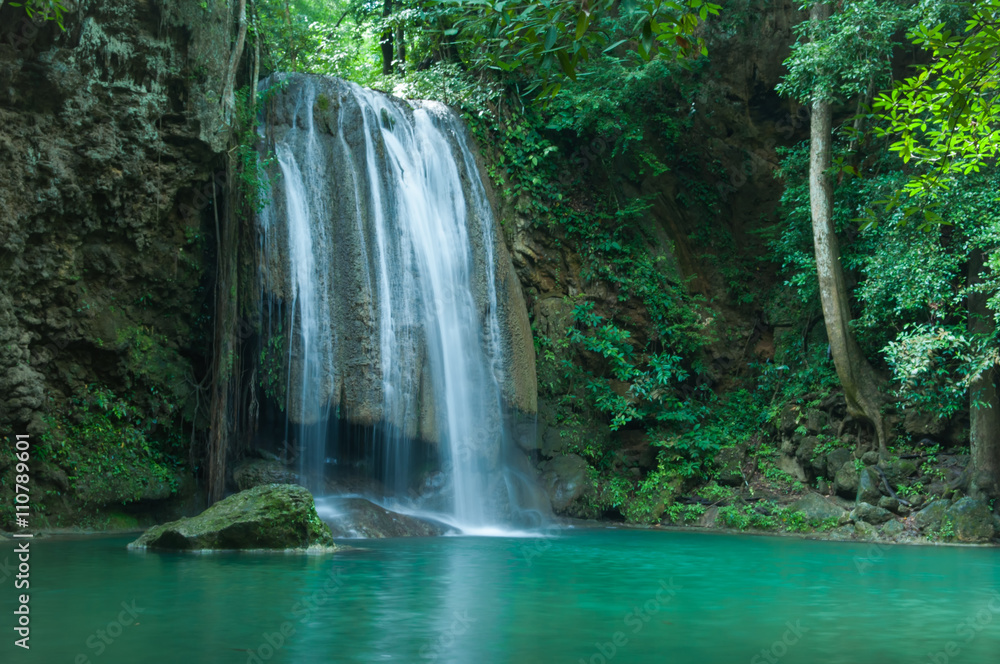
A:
[[38, 385, 182, 505], [234, 81, 286, 216], [9, 0, 68, 30]]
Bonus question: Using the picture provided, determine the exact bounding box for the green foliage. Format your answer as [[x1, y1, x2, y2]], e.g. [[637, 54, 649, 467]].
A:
[[234, 82, 285, 216], [927, 516, 956, 542], [439, 0, 720, 99], [778, 0, 931, 105], [718, 500, 838, 532], [9, 0, 68, 30], [873, 0, 1000, 198], [37, 386, 183, 505], [885, 324, 998, 417], [259, 328, 288, 408]]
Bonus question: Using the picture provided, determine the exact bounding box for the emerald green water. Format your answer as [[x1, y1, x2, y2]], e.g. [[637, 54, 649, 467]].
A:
[[4, 529, 998, 663]]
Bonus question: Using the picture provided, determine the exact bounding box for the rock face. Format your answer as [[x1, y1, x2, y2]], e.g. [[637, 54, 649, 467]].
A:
[[881, 520, 905, 538], [129, 484, 335, 551], [319, 497, 445, 538], [0, 0, 233, 518], [913, 499, 950, 531], [715, 445, 747, 486], [539, 454, 593, 514], [944, 498, 996, 543], [851, 502, 893, 525], [789, 493, 846, 522], [260, 74, 537, 437], [856, 467, 883, 504], [234, 459, 300, 492], [834, 463, 860, 499]]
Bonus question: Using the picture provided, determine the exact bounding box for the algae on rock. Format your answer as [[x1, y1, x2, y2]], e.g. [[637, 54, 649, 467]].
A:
[[129, 484, 336, 551]]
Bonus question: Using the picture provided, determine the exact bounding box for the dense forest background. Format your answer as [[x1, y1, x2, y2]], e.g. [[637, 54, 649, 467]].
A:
[[1, 0, 999, 539]]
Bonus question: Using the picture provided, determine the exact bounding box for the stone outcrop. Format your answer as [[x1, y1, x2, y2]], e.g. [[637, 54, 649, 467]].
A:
[[129, 484, 336, 551], [0, 0, 234, 521], [320, 497, 445, 538], [260, 74, 537, 439]]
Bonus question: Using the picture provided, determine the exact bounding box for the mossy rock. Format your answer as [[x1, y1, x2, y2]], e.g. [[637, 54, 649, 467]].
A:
[[789, 493, 846, 522], [856, 467, 882, 504], [851, 502, 892, 525], [881, 519, 905, 539], [834, 462, 859, 499], [128, 484, 335, 551], [714, 444, 747, 486], [913, 499, 950, 531], [944, 497, 995, 543]]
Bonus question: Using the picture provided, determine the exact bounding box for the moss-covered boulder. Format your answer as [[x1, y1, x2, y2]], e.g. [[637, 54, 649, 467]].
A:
[[944, 497, 996, 543], [913, 499, 950, 531], [128, 484, 335, 551], [789, 493, 846, 522], [834, 462, 859, 499], [714, 445, 747, 486], [851, 502, 892, 525], [881, 519, 905, 538], [856, 467, 882, 504]]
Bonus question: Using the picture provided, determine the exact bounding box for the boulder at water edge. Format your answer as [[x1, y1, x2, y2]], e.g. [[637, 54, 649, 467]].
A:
[[789, 493, 846, 522], [944, 497, 996, 543], [128, 484, 336, 551], [323, 497, 446, 538]]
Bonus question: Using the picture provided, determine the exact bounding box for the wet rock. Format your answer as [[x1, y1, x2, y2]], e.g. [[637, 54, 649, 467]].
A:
[[539, 454, 593, 512], [913, 499, 950, 531], [233, 458, 300, 491], [715, 445, 747, 486], [321, 498, 446, 538], [834, 462, 859, 499], [853, 521, 878, 540], [129, 484, 336, 551], [944, 497, 996, 543], [851, 502, 893, 525], [861, 451, 880, 465], [829, 524, 855, 541], [789, 493, 846, 522], [856, 467, 882, 504], [881, 520, 905, 538]]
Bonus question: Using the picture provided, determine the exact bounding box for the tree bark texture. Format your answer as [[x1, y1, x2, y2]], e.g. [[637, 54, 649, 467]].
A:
[[809, 0, 888, 456]]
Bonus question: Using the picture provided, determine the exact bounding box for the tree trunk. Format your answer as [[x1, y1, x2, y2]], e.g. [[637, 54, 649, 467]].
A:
[[381, 0, 393, 75], [968, 249, 1000, 498], [221, 0, 248, 126], [284, 0, 295, 72], [396, 24, 406, 71], [809, 1, 887, 456]]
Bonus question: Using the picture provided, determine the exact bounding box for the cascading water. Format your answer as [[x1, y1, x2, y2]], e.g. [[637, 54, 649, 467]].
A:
[[257, 74, 547, 532]]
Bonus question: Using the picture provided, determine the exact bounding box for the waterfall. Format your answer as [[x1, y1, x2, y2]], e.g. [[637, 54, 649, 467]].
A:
[[257, 74, 546, 531]]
